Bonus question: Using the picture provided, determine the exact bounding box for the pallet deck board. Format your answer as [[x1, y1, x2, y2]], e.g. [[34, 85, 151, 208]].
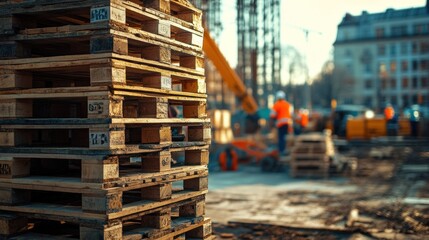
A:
[[0, 190, 207, 224], [0, 165, 208, 193], [0, 118, 210, 127]]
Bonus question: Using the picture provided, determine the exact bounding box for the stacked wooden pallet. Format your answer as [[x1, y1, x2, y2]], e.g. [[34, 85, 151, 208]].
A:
[[289, 133, 335, 178], [0, 0, 213, 239]]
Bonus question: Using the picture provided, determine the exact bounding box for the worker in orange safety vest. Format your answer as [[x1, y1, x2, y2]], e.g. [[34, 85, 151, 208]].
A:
[[270, 90, 292, 155], [384, 104, 397, 136], [294, 109, 309, 135]]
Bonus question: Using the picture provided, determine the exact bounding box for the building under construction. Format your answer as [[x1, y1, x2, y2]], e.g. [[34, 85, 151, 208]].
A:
[[191, 0, 282, 110]]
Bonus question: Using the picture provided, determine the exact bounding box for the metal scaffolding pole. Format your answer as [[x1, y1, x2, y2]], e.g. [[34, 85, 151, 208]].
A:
[[236, 0, 281, 108]]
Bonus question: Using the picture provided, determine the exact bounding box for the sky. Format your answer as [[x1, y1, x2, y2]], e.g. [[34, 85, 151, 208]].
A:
[[215, 0, 427, 83]]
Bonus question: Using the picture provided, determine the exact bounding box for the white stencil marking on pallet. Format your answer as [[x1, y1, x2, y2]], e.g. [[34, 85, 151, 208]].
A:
[[161, 76, 172, 90], [91, 7, 110, 23], [90, 132, 109, 146], [88, 101, 104, 114]]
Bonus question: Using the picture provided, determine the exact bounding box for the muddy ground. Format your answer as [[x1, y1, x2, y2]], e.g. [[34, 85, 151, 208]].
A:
[[206, 141, 429, 239]]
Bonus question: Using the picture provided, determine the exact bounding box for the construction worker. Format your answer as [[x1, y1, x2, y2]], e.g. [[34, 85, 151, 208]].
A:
[[384, 104, 397, 136], [270, 90, 292, 155], [408, 105, 421, 138], [294, 109, 309, 135]]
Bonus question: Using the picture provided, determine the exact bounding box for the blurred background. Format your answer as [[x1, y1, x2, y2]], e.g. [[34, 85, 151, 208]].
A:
[[184, 1, 429, 238]]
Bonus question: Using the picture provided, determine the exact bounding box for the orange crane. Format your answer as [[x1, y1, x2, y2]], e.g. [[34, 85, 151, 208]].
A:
[[202, 30, 258, 114], [202, 30, 280, 171]]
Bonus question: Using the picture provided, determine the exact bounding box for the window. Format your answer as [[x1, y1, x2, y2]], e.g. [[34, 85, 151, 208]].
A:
[[345, 49, 352, 57], [391, 96, 397, 105], [364, 63, 372, 73], [402, 77, 409, 88], [401, 43, 408, 55], [422, 76, 428, 87], [412, 42, 418, 54], [420, 60, 429, 70], [412, 77, 418, 89], [390, 44, 396, 56], [412, 95, 418, 104], [390, 78, 396, 89], [365, 79, 373, 89], [381, 78, 387, 89], [377, 45, 386, 56], [391, 25, 408, 37], [401, 60, 408, 71], [390, 61, 396, 73], [413, 23, 427, 35], [421, 42, 429, 54], [402, 95, 409, 107], [375, 27, 385, 38], [412, 60, 418, 71]]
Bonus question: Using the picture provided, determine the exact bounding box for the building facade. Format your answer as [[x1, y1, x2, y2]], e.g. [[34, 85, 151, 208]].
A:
[[334, 2, 429, 111]]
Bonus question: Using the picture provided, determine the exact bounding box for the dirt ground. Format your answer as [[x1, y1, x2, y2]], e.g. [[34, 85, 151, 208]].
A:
[[206, 141, 429, 239]]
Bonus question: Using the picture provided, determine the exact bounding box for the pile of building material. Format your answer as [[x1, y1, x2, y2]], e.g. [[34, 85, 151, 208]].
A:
[[0, 0, 213, 239], [290, 133, 335, 178]]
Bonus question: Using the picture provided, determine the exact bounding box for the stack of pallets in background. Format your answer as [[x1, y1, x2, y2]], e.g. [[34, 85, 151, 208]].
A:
[[290, 133, 335, 178], [0, 0, 213, 239]]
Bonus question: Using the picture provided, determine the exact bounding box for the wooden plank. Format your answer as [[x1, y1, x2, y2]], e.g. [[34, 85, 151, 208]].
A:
[[142, 183, 172, 201], [141, 150, 171, 172], [141, 45, 171, 64], [0, 187, 30, 205], [186, 221, 212, 238], [82, 191, 123, 214], [185, 149, 209, 166], [141, 19, 171, 38], [88, 95, 124, 118], [183, 102, 207, 118], [137, 97, 168, 118], [179, 199, 205, 218], [141, 208, 171, 230], [0, 99, 32, 118], [110, 190, 207, 220], [89, 125, 126, 150], [0, 69, 32, 90], [90, 35, 128, 54], [0, 41, 30, 59], [144, 74, 172, 90], [0, 129, 31, 147], [188, 125, 211, 142], [144, 0, 171, 14], [0, 213, 27, 235], [82, 157, 119, 183], [182, 79, 206, 94], [184, 177, 208, 191], [141, 126, 171, 144], [176, 32, 203, 48], [90, 4, 126, 24], [0, 190, 206, 224], [90, 63, 126, 85], [0, 157, 30, 179], [80, 222, 122, 240]]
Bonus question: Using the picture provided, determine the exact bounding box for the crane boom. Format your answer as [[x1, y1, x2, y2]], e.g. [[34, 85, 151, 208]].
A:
[[203, 30, 258, 114]]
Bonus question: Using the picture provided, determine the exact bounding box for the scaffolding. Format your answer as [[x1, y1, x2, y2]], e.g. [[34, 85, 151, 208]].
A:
[[189, 0, 232, 110], [237, 0, 281, 108]]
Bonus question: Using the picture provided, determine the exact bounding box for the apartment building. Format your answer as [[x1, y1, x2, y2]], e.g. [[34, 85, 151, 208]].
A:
[[334, 1, 429, 111]]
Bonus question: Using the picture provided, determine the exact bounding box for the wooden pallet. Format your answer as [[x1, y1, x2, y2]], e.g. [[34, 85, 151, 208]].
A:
[[0, 0, 203, 34], [1, 204, 214, 239], [290, 164, 329, 178], [290, 154, 329, 178], [0, 54, 205, 93], [0, 87, 206, 118], [0, 1, 212, 239]]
